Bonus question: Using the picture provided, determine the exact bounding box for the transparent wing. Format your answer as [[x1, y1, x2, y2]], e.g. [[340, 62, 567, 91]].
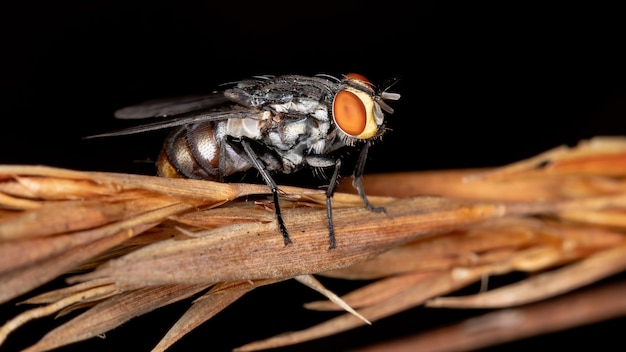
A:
[[114, 93, 230, 119], [86, 106, 252, 138]]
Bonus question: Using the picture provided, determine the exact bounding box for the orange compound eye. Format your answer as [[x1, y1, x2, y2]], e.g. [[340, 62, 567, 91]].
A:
[[344, 73, 370, 84], [333, 90, 367, 136]]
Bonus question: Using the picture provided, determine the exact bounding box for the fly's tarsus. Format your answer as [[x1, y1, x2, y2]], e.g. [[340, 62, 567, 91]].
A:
[[272, 190, 292, 245], [325, 159, 343, 249], [352, 143, 386, 214], [354, 176, 386, 214], [326, 197, 336, 249], [241, 139, 292, 245]]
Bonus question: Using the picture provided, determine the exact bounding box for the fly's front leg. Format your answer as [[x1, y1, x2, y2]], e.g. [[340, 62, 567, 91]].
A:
[[353, 142, 385, 213], [240, 139, 291, 245]]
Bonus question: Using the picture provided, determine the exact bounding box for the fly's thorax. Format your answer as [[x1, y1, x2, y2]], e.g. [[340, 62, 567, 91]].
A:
[[225, 75, 336, 110], [269, 98, 329, 122]]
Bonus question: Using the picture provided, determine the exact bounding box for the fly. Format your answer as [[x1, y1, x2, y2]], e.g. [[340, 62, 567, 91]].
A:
[[88, 73, 400, 249]]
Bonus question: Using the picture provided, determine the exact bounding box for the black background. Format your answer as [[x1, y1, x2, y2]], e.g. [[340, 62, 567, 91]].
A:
[[3, 1, 626, 351]]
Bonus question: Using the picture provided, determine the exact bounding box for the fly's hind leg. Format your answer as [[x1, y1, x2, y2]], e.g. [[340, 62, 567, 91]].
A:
[[307, 155, 342, 250], [353, 143, 385, 213], [240, 139, 291, 245]]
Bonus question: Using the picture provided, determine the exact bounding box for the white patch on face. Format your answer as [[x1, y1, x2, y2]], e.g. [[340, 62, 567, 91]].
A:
[[373, 102, 385, 126]]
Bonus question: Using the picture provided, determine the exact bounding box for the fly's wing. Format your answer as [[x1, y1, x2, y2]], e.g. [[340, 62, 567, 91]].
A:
[[86, 92, 251, 139], [86, 108, 253, 138], [114, 93, 230, 119]]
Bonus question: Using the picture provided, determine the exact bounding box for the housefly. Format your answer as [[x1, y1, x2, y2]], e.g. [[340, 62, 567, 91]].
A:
[[89, 73, 400, 249]]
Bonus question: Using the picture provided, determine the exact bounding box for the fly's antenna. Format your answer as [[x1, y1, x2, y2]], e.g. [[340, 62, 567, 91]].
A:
[[376, 76, 401, 113], [380, 76, 401, 100]]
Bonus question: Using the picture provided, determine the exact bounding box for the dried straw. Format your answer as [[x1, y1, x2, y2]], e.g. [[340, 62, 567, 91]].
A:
[[2, 136, 626, 351]]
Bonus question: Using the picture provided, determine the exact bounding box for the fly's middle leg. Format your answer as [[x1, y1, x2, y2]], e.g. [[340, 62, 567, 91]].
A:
[[240, 139, 291, 245]]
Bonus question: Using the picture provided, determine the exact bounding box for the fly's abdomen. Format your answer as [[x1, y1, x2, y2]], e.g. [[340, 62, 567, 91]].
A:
[[157, 122, 223, 180], [156, 122, 256, 181]]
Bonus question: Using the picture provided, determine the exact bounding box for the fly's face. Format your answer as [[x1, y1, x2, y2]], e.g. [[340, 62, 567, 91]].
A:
[[88, 73, 400, 249]]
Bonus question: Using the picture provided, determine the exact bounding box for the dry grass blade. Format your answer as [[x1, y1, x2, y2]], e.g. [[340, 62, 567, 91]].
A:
[[19, 278, 116, 305], [426, 243, 626, 308], [295, 274, 370, 324], [0, 282, 118, 346], [320, 217, 625, 280], [234, 270, 479, 352], [68, 197, 508, 289], [1, 137, 626, 351], [354, 280, 626, 352], [304, 272, 442, 311], [0, 224, 156, 304], [23, 284, 210, 352], [0, 166, 321, 304], [152, 279, 281, 352], [341, 136, 626, 201]]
